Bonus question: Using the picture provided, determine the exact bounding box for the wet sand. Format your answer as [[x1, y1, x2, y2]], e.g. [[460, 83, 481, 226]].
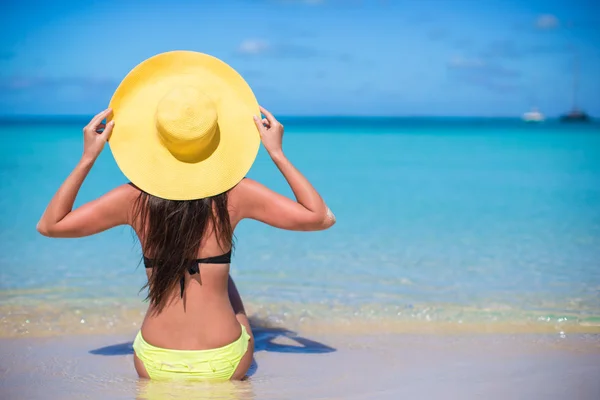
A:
[[1, 328, 599, 400]]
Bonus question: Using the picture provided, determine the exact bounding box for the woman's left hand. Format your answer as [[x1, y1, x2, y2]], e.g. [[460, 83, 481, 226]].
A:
[[83, 108, 115, 161]]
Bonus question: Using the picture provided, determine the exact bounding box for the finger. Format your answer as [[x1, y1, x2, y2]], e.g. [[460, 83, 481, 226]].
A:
[[95, 123, 106, 133], [252, 116, 265, 133], [100, 121, 115, 141], [90, 108, 112, 128], [259, 106, 277, 126], [262, 118, 270, 127]]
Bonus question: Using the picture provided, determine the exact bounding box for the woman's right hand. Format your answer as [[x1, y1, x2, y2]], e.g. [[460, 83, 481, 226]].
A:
[[253, 106, 284, 157], [82, 108, 115, 162]]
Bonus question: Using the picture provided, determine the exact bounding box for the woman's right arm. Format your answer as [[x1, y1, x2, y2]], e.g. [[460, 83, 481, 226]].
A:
[[232, 106, 335, 232]]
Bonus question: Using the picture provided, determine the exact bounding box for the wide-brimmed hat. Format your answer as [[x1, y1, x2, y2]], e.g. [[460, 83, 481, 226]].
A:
[[107, 51, 260, 200]]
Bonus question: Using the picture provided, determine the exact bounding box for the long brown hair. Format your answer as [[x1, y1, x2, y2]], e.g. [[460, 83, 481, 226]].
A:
[[132, 190, 233, 312]]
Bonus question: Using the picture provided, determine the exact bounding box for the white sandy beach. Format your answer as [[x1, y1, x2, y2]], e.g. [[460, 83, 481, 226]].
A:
[[1, 328, 599, 400]]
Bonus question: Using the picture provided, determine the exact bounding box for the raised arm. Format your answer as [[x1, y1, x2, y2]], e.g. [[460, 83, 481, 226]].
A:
[[231, 106, 335, 231], [36, 109, 134, 238]]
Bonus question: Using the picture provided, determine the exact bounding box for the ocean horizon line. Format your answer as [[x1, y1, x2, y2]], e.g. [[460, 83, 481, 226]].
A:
[[0, 114, 596, 124]]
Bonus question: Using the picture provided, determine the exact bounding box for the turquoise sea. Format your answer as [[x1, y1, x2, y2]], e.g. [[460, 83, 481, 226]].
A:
[[1, 118, 599, 336]]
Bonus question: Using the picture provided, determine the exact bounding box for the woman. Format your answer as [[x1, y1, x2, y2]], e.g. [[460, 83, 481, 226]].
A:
[[36, 51, 335, 381]]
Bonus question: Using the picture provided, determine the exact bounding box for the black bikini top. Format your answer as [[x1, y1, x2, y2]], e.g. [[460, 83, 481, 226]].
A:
[[143, 251, 232, 298]]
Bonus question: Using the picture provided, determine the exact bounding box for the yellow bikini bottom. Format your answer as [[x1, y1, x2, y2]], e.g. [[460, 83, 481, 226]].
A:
[[133, 325, 251, 381]]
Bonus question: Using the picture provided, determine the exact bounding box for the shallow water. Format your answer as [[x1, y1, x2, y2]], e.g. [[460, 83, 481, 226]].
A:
[[1, 332, 599, 400], [1, 118, 600, 337]]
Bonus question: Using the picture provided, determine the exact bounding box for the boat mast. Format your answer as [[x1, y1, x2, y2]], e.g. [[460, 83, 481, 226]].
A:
[[571, 47, 579, 111]]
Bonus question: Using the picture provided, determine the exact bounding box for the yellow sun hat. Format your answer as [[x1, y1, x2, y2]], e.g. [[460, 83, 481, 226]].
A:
[[107, 51, 260, 200]]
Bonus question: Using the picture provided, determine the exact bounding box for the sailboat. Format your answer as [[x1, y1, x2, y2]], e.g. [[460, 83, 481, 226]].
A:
[[560, 48, 591, 123], [522, 107, 545, 123], [560, 109, 590, 122]]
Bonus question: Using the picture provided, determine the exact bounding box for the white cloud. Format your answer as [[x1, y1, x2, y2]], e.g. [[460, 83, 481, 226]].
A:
[[446, 55, 521, 93], [237, 40, 319, 59], [447, 56, 486, 69], [238, 39, 270, 55], [535, 14, 559, 30], [0, 76, 117, 90]]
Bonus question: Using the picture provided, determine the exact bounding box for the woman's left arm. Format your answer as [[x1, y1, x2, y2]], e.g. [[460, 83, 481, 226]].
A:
[[37, 109, 134, 238]]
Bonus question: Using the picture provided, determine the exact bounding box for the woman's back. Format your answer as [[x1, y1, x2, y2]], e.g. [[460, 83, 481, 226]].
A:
[[133, 182, 248, 351], [141, 261, 241, 350]]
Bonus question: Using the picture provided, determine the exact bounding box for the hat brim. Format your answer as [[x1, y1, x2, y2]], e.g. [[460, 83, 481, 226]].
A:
[[108, 51, 260, 200]]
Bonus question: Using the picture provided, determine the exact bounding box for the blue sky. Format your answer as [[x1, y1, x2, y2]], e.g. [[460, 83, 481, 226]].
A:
[[1, 0, 599, 116]]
